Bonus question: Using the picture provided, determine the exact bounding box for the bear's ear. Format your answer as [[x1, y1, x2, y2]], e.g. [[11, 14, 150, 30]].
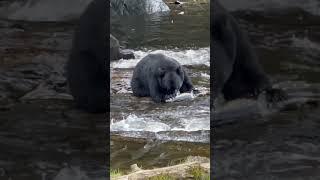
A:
[[158, 67, 165, 78]]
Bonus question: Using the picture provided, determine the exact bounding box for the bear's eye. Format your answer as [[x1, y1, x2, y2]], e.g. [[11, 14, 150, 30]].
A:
[[158, 67, 165, 78], [176, 67, 182, 74]]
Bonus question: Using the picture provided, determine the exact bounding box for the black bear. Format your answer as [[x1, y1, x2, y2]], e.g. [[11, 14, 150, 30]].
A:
[[66, 0, 108, 113], [131, 53, 194, 103], [212, 0, 287, 104]]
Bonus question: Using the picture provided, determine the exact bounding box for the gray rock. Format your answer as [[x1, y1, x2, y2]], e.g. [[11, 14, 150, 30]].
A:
[[110, 34, 134, 61], [119, 49, 135, 60], [110, 34, 121, 61]]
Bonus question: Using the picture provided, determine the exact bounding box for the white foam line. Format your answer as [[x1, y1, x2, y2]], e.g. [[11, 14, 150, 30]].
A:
[[110, 110, 210, 133], [111, 47, 210, 69]]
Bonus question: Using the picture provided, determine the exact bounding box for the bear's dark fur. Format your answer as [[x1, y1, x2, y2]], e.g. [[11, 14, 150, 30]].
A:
[[66, 0, 108, 113], [131, 53, 194, 103], [212, 0, 287, 103]]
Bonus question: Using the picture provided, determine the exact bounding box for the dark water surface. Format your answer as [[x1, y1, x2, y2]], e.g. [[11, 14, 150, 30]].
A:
[[111, 0, 210, 49]]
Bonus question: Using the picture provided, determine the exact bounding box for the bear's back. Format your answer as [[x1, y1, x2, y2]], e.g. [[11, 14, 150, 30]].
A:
[[137, 54, 180, 71]]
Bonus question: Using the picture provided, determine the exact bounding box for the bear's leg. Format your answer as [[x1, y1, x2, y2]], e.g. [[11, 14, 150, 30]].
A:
[[223, 59, 288, 102], [86, 84, 106, 113], [148, 79, 165, 103], [212, 11, 237, 101], [179, 68, 194, 93], [83, 53, 106, 113], [212, 36, 236, 100], [237, 43, 288, 102], [131, 77, 150, 97], [67, 52, 90, 111], [222, 69, 254, 100]]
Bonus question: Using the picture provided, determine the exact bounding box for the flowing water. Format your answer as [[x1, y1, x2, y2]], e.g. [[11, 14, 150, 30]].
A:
[[214, 1, 320, 179], [110, 0, 210, 171]]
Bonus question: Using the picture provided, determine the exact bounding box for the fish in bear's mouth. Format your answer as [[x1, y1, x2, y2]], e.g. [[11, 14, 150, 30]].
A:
[[164, 89, 180, 100]]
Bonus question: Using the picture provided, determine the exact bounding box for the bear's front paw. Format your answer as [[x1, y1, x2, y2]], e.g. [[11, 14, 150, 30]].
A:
[[152, 95, 166, 103], [164, 94, 173, 100], [192, 89, 200, 95], [265, 88, 288, 103]]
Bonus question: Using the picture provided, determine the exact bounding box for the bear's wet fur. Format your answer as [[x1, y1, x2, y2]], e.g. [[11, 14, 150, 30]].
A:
[[131, 53, 194, 103], [212, 0, 287, 103], [66, 0, 108, 113]]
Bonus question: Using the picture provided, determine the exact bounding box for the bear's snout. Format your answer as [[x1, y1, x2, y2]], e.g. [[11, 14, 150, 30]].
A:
[[163, 72, 181, 91]]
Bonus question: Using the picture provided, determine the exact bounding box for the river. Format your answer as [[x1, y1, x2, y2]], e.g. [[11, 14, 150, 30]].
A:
[[110, 0, 210, 172]]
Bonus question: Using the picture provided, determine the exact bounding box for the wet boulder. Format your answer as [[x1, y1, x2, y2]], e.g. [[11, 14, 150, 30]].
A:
[[110, 0, 170, 16], [110, 34, 134, 61]]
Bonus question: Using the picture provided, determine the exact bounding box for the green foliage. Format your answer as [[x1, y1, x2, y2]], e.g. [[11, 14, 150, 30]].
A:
[[149, 174, 176, 180], [110, 169, 123, 178], [188, 165, 210, 180]]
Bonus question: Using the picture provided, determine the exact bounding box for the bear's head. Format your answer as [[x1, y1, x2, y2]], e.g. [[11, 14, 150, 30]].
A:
[[157, 65, 184, 94]]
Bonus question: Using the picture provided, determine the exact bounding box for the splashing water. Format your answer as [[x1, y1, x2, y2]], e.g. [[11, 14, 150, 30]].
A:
[[111, 47, 210, 69]]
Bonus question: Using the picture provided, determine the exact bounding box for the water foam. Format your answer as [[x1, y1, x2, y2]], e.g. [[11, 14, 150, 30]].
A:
[[111, 47, 210, 69], [111, 114, 171, 133], [111, 111, 210, 133], [110, 105, 210, 142]]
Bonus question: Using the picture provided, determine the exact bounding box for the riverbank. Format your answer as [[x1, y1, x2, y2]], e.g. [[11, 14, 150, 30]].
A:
[[111, 156, 210, 180]]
